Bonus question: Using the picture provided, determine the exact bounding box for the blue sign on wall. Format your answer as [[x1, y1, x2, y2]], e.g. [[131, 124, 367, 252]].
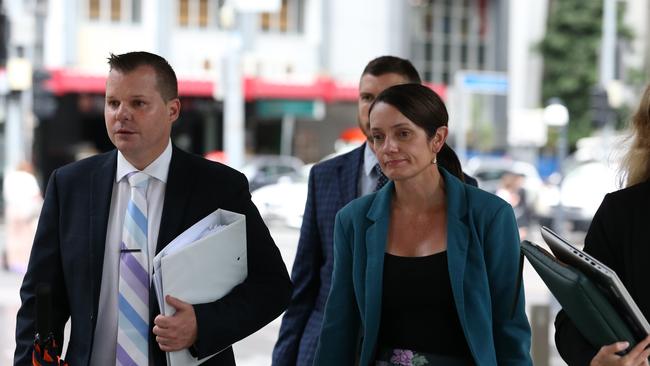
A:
[[461, 73, 508, 94]]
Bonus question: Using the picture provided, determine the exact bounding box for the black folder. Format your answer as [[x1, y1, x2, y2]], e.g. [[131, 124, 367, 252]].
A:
[[540, 226, 650, 342], [521, 235, 646, 349]]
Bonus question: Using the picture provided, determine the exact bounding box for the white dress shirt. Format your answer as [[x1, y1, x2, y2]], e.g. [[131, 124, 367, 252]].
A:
[[358, 143, 381, 197], [90, 141, 172, 366]]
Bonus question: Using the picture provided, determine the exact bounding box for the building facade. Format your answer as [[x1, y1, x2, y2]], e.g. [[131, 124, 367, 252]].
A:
[[2, 0, 513, 184]]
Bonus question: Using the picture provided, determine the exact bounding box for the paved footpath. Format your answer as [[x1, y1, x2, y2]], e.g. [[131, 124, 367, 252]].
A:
[[0, 222, 572, 365]]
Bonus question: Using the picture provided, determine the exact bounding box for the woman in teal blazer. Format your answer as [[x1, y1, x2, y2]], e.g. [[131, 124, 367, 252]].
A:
[[314, 84, 531, 366]]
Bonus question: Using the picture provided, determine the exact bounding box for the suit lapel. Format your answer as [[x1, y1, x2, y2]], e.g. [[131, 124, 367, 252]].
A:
[[442, 169, 471, 326], [338, 144, 365, 203], [156, 147, 194, 254], [363, 183, 392, 358], [89, 151, 118, 317]]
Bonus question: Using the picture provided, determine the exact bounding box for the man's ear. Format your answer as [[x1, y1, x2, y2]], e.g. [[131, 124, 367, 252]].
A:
[[168, 98, 181, 123]]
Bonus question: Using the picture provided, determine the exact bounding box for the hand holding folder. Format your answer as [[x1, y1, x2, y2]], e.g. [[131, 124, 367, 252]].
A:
[[153, 209, 247, 366]]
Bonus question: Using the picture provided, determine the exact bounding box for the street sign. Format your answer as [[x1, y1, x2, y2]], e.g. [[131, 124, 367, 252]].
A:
[[459, 72, 508, 94], [256, 100, 324, 119], [451, 70, 509, 164]]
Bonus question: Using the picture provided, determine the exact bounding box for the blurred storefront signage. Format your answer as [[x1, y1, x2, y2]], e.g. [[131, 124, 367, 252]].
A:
[[256, 99, 325, 120]]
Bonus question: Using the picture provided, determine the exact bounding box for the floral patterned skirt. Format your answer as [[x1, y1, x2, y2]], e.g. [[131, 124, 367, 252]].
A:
[[374, 348, 474, 366]]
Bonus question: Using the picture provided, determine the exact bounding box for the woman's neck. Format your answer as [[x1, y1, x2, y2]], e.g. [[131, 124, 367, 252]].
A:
[[393, 167, 445, 213]]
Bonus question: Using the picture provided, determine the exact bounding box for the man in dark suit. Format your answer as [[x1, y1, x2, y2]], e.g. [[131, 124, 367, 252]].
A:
[[14, 51, 292, 366], [272, 56, 476, 366]]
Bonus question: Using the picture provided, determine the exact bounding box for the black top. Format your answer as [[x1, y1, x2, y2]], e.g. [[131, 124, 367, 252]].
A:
[[377, 251, 472, 358], [555, 179, 650, 365]]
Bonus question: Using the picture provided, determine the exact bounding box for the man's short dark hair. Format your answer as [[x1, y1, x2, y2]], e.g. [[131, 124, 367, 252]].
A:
[[361, 56, 421, 84], [107, 51, 178, 101]]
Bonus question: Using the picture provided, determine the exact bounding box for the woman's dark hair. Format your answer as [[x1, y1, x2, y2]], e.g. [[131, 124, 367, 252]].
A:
[[368, 83, 465, 181]]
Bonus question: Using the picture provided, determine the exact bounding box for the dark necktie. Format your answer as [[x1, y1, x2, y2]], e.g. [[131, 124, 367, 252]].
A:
[[374, 163, 388, 191]]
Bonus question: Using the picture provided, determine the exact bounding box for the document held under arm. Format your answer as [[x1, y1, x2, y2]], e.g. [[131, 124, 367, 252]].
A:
[[153, 208, 248, 366], [521, 240, 638, 350]]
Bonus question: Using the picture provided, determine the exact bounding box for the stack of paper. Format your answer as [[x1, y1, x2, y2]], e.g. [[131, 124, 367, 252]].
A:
[[153, 208, 247, 366]]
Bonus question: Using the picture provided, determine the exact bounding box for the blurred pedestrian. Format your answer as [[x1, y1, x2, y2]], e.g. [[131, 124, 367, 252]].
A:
[[272, 56, 477, 366], [496, 171, 531, 240], [3, 161, 42, 273], [554, 84, 650, 365], [314, 84, 531, 365]]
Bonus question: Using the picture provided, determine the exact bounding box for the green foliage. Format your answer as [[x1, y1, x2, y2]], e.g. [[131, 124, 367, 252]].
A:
[[539, 1, 601, 147], [538, 0, 631, 148]]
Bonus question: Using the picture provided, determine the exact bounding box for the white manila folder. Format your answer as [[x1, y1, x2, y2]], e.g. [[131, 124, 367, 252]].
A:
[[152, 209, 247, 366]]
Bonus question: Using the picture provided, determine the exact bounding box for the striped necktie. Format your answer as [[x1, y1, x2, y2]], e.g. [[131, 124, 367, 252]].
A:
[[374, 163, 388, 191], [117, 172, 150, 366]]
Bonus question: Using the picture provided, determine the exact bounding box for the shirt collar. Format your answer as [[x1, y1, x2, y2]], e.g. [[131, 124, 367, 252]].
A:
[[363, 142, 379, 177], [116, 140, 172, 183]]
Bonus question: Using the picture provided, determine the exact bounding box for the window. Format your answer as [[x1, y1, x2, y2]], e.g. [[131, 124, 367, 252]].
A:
[[259, 0, 304, 33], [409, 0, 489, 84], [179, 0, 189, 26], [89, 0, 100, 20], [110, 0, 121, 21], [131, 0, 141, 22], [87, 0, 141, 23], [176, 0, 225, 28], [198, 0, 209, 27]]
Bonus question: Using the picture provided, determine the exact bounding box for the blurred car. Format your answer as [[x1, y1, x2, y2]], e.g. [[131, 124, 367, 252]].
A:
[[240, 155, 305, 192], [534, 160, 618, 232], [251, 164, 312, 229], [465, 156, 543, 207]]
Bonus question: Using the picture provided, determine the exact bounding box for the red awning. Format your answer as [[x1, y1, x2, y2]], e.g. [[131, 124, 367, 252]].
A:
[[44, 69, 214, 97], [42, 68, 446, 101]]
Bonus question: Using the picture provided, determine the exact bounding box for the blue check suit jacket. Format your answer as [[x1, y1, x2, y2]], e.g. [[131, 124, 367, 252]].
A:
[[272, 144, 365, 366]]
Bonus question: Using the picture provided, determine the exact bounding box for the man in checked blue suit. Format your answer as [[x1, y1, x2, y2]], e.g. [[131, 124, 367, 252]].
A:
[[272, 56, 477, 366], [15, 51, 292, 366]]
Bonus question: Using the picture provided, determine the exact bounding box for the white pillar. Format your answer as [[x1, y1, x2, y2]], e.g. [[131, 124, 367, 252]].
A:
[[223, 34, 245, 169]]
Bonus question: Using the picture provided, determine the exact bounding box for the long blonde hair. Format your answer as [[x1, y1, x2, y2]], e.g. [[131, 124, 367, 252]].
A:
[[621, 84, 650, 187]]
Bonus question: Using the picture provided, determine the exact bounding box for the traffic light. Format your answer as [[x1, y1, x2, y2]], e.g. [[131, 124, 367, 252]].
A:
[[590, 86, 614, 129]]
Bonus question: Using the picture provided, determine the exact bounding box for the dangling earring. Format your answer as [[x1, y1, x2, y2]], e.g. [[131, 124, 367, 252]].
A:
[[431, 155, 437, 165]]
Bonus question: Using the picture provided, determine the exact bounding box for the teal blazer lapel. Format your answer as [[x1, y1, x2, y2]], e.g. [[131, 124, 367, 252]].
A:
[[358, 170, 471, 364], [363, 183, 393, 359], [441, 169, 471, 328]]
